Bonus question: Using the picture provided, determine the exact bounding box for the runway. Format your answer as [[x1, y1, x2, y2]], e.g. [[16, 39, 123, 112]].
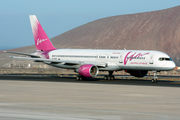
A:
[[0, 75, 180, 120]]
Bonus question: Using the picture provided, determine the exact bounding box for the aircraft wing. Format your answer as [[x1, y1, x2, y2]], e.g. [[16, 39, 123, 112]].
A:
[[9, 56, 107, 67], [3, 51, 40, 58]]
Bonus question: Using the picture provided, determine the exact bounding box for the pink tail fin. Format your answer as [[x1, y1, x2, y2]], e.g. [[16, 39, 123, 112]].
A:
[[29, 15, 56, 51]]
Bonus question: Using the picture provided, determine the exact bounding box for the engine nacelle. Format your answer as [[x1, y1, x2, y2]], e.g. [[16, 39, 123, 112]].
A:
[[78, 64, 99, 77], [126, 70, 148, 77]]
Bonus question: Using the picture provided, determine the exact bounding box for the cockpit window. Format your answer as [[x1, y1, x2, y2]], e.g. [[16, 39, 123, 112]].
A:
[[158, 57, 172, 61]]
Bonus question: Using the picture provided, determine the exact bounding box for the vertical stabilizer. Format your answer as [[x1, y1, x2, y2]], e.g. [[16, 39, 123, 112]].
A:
[[29, 15, 56, 51]]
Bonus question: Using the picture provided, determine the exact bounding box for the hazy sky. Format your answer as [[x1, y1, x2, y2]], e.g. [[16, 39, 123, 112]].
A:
[[0, 0, 180, 50]]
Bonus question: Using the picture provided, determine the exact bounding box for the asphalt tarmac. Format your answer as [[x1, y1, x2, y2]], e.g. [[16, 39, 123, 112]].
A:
[[0, 75, 180, 120]]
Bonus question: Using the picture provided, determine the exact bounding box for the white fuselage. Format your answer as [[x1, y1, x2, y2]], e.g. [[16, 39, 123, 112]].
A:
[[47, 49, 175, 71]]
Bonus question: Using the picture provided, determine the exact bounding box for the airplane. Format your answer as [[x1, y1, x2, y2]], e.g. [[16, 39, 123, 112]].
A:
[[4, 15, 176, 83]]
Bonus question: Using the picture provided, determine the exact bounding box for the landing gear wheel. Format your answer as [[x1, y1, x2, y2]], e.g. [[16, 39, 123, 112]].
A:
[[76, 75, 87, 81], [152, 71, 158, 83], [152, 79, 155, 83], [107, 76, 111, 80], [79, 77, 82, 81], [111, 76, 115, 80], [76, 76, 80, 81], [152, 79, 157, 83], [104, 75, 108, 80], [104, 75, 115, 80], [104, 71, 115, 80]]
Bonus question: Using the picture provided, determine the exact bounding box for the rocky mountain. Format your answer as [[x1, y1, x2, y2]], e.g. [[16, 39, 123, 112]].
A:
[[1, 5, 180, 66]]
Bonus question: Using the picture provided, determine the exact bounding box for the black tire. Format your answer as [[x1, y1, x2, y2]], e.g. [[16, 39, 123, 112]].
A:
[[104, 76, 108, 80], [76, 76, 80, 81], [152, 79, 155, 83], [111, 76, 115, 80]]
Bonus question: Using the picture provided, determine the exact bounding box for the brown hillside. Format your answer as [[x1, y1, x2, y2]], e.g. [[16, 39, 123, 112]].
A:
[[1, 5, 180, 66], [51, 5, 180, 65]]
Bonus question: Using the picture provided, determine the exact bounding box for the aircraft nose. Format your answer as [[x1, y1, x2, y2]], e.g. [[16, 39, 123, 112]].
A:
[[164, 61, 176, 70], [168, 61, 176, 70]]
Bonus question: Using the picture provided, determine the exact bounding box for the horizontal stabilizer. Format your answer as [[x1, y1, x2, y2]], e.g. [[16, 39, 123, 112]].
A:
[[4, 51, 40, 58]]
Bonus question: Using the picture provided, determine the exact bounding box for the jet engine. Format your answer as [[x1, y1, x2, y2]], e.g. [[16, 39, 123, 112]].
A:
[[126, 70, 148, 77], [77, 64, 99, 77]]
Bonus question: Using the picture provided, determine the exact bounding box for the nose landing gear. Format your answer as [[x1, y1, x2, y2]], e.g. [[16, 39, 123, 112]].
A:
[[152, 71, 158, 83]]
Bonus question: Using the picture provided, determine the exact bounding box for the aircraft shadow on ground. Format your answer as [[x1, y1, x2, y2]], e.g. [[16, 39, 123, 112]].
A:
[[0, 75, 180, 88]]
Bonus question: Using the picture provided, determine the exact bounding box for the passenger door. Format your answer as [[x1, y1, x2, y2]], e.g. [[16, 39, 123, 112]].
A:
[[149, 55, 154, 64], [119, 55, 123, 64]]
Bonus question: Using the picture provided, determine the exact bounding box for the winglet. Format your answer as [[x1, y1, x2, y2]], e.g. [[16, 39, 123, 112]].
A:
[[29, 15, 56, 51]]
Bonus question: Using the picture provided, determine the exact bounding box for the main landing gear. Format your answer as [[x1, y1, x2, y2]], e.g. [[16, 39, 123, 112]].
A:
[[104, 71, 115, 80], [76, 75, 87, 81], [152, 71, 158, 83]]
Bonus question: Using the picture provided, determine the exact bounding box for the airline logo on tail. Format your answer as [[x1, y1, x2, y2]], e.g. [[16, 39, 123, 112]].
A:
[[37, 38, 48, 45], [29, 15, 56, 51]]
